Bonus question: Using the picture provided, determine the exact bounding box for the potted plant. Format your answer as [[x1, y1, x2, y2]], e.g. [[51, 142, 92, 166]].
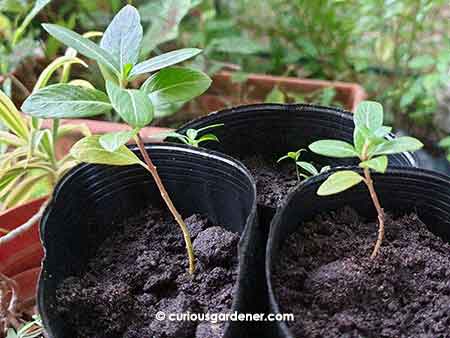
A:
[[20, 5, 263, 338], [265, 102, 450, 338]]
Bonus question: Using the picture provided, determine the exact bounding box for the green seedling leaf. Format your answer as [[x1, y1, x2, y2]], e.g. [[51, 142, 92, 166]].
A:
[[186, 128, 198, 140], [317, 170, 364, 196], [194, 133, 219, 146], [130, 48, 202, 77], [359, 155, 388, 173], [22, 84, 112, 119], [68, 79, 95, 89], [439, 136, 450, 149], [0, 90, 29, 139], [100, 5, 143, 73], [354, 100, 383, 131], [70, 135, 143, 166], [309, 140, 358, 158], [370, 136, 423, 156], [43, 24, 120, 76], [296, 161, 319, 176], [99, 129, 138, 152], [143, 67, 211, 110], [106, 81, 153, 128]]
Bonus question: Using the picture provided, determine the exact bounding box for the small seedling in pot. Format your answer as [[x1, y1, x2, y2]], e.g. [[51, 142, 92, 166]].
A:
[[277, 149, 330, 181], [21, 5, 212, 275], [164, 123, 224, 147], [309, 100, 423, 258]]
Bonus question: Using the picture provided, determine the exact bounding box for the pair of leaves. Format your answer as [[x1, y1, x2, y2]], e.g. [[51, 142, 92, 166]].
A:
[[164, 123, 223, 147]]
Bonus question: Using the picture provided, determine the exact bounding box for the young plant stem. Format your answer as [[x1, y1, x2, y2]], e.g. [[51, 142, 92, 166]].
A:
[[362, 144, 385, 259], [134, 133, 196, 274]]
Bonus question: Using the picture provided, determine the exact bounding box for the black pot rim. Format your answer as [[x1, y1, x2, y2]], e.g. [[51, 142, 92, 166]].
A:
[[174, 103, 418, 168], [265, 166, 450, 337]]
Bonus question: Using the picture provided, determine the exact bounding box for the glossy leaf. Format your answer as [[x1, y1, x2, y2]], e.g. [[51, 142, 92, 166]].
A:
[[70, 136, 143, 166], [359, 156, 388, 173], [143, 67, 211, 110], [100, 5, 143, 72], [371, 137, 423, 156], [106, 81, 153, 128], [0, 90, 29, 139], [309, 140, 358, 158], [99, 129, 138, 152], [317, 171, 364, 196], [354, 101, 383, 131], [43, 23, 120, 75], [22, 84, 112, 119], [130, 48, 202, 77]]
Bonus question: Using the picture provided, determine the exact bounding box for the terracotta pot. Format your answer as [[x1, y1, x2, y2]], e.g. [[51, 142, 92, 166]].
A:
[[156, 71, 367, 127]]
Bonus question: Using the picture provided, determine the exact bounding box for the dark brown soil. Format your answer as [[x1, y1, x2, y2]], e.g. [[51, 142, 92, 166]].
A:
[[56, 207, 240, 338], [241, 155, 299, 208], [273, 208, 450, 338]]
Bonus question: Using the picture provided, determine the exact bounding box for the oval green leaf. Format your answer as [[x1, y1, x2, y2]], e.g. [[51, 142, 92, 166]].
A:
[[359, 155, 388, 173], [317, 171, 364, 196], [371, 137, 423, 156], [106, 81, 153, 128], [70, 136, 143, 166], [354, 101, 383, 131], [309, 140, 358, 158], [99, 129, 138, 152], [21, 84, 112, 119]]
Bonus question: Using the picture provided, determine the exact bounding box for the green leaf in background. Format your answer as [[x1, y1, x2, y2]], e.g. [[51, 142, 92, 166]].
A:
[[409, 55, 435, 69], [209, 36, 266, 55], [43, 24, 120, 76], [359, 155, 388, 173], [33, 55, 88, 91], [21, 84, 112, 119], [99, 129, 138, 152], [265, 86, 285, 103], [143, 67, 211, 112], [0, 90, 29, 139], [106, 81, 153, 128], [309, 140, 358, 158], [354, 100, 383, 131], [70, 135, 143, 166], [100, 5, 143, 73], [12, 0, 51, 45], [317, 171, 364, 196], [438, 136, 450, 149], [139, 0, 191, 55], [4, 172, 49, 209], [370, 136, 423, 156], [130, 48, 202, 78]]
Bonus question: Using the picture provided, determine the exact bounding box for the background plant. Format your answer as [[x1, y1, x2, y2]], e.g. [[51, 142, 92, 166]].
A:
[[309, 100, 423, 258], [21, 4, 212, 275], [277, 149, 329, 181]]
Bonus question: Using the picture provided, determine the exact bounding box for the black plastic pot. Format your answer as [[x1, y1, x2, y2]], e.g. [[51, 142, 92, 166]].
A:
[[172, 104, 417, 221], [266, 167, 450, 338], [37, 143, 262, 338]]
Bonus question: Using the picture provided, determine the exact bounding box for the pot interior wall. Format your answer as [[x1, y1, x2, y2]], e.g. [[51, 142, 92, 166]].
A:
[[267, 167, 450, 338], [38, 144, 256, 338]]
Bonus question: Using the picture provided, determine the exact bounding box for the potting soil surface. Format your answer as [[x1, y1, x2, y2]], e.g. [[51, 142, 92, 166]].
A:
[[273, 207, 450, 338], [56, 207, 239, 338]]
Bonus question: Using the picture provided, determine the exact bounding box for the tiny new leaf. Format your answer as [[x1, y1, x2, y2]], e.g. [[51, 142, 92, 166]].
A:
[[70, 135, 143, 166], [317, 171, 364, 196]]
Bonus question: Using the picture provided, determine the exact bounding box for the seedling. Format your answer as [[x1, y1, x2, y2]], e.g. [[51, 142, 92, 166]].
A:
[[439, 136, 450, 162], [277, 149, 330, 181], [309, 101, 423, 258], [21, 5, 212, 275], [164, 123, 224, 147]]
